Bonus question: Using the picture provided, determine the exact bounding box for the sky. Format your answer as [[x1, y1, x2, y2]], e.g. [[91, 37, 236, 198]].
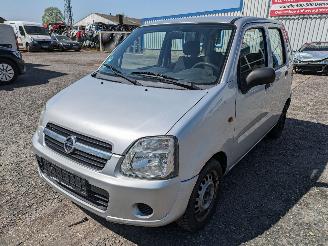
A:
[[0, 0, 241, 23]]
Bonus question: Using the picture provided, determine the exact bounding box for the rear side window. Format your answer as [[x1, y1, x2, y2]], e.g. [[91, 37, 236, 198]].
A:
[[268, 28, 286, 69], [239, 28, 267, 84]]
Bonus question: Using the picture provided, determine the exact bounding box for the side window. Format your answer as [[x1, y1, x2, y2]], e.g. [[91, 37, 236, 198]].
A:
[[19, 26, 25, 36], [268, 28, 286, 69], [239, 28, 267, 85]]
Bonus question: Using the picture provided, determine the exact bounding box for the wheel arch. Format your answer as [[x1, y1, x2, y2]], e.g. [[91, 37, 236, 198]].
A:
[[0, 56, 19, 68], [211, 151, 227, 175]]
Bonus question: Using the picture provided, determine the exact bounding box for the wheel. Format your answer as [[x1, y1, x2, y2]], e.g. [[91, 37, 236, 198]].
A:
[[0, 59, 18, 85], [177, 160, 222, 232], [267, 100, 290, 139]]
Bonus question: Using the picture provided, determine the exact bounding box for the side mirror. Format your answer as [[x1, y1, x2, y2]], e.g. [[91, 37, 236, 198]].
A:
[[246, 67, 276, 88]]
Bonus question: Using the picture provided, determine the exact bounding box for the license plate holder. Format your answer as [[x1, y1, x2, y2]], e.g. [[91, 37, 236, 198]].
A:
[[41, 160, 89, 197]]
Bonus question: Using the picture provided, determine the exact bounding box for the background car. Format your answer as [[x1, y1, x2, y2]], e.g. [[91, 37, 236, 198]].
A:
[[5, 21, 54, 52], [0, 24, 18, 50], [0, 46, 25, 85], [294, 42, 328, 74], [51, 34, 81, 52]]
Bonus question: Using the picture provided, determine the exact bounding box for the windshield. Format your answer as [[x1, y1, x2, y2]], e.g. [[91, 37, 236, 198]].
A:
[[99, 24, 234, 89], [56, 35, 70, 41], [300, 42, 328, 52], [24, 25, 49, 35]]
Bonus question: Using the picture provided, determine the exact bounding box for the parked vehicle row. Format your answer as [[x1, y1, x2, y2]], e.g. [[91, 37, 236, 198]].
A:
[[32, 16, 293, 232], [3, 21, 81, 52]]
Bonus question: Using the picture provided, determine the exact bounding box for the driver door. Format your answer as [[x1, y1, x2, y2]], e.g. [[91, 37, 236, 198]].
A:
[[233, 27, 272, 161]]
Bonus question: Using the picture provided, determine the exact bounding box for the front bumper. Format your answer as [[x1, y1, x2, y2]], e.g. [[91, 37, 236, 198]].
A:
[[29, 42, 54, 51], [17, 59, 26, 74], [63, 45, 81, 51], [32, 132, 196, 227], [294, 63, 328, 73]]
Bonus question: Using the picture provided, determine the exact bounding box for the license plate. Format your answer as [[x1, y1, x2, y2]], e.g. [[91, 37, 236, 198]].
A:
[[42, 45, 49, 48], [41, 160, 89, 197]]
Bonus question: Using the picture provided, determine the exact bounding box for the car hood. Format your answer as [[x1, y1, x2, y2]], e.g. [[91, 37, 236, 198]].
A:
[[45, 75, 207, 154], [30, 35, 51, 41], [295, 51, 328, 62]]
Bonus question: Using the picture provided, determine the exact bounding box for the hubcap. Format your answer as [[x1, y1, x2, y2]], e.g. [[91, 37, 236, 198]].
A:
[[0, 63, 15, 82], [194, 171, 219, 221]]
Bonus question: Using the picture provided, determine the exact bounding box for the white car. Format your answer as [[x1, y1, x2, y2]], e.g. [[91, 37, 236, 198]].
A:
[[32, 16, 292, 231], [5, 21, 53, 52]]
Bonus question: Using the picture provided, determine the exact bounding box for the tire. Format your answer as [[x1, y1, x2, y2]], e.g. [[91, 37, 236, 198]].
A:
[[177, 159, 223, 232], [267, 100, 290, 139], [0, 59, 18, 85], [26, 43, 32, 52]]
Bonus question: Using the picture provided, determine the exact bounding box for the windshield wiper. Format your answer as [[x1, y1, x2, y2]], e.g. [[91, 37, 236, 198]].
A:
[[131, 71, 200, 90], [103, 64, 142, 86]]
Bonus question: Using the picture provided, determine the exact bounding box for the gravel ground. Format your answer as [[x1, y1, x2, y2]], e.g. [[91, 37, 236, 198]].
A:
[[0, 51, 327, 246]]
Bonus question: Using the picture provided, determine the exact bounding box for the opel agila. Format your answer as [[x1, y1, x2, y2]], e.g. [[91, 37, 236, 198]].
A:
[[33, 17, 292, 232]]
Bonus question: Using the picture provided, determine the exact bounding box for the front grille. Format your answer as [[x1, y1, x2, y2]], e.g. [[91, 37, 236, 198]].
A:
[[38, 157, 109, 210], [44, 123, 112, 170], [297, 65, 326, 72]]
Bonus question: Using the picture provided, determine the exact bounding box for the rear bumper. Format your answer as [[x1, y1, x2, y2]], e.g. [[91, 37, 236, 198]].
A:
[[32, 132, 196, 227]]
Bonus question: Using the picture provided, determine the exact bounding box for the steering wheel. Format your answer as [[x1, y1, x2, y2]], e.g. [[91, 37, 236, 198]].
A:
[[192, 62, 219, 74]]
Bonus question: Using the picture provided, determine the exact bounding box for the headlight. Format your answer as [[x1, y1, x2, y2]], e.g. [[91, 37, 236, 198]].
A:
[[120, 136, 178, 180], [319, 59, 328, 64]]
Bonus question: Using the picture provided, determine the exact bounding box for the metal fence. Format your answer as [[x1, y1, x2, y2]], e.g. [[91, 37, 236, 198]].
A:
[[142, 0, 328, 50]]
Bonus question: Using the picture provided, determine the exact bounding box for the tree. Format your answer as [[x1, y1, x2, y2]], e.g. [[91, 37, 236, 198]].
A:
[[42, 7, 64, 25]]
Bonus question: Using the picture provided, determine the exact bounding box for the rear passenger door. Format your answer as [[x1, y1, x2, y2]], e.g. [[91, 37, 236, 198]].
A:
[[266, 27, 290, 122], [234, 27, 273, 161]]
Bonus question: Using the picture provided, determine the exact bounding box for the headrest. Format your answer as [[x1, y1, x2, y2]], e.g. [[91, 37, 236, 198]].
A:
[[183, 41, 200, 57]]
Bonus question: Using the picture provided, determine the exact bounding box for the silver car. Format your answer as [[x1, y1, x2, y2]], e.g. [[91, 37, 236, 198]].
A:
[[294, 42, 328, 74], [32, 16, 292, 231]]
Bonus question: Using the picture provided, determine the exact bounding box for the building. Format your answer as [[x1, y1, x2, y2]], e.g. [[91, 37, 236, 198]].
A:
[[142, 0, 328, 50], [0, 17, 6, 23], [74, 13, 140, 27]]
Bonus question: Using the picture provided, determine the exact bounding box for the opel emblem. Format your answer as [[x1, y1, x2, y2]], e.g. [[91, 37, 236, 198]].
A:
[[63, 136, 77, 154]]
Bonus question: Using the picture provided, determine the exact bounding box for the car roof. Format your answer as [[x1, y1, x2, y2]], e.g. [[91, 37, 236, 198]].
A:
[[142, 16, 280, 27], [5, 21, 43, 26]]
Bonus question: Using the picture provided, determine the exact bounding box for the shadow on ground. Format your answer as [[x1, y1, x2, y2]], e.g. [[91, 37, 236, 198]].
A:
[[81, 117, 328, 245], [1, 63, 66, 90]]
